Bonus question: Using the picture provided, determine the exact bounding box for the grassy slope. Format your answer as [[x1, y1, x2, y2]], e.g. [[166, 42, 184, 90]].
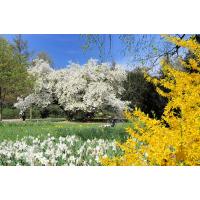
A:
[[0, 121, 130, 142]]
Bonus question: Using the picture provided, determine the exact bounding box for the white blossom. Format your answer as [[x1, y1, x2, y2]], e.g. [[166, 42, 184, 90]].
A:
[[14, 58, 128, 115]]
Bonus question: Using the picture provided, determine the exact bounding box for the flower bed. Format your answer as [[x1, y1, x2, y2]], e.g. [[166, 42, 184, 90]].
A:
[[0, 135, 117, 166]]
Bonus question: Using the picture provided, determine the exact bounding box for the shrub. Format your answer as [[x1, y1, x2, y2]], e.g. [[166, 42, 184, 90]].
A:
[[2, 107, 19, 119], [101, 35, 200, 166]]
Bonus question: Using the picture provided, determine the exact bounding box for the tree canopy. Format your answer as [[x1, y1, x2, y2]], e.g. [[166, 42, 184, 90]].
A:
[[14, 59, 128, 120], [0, 38, 33, 120]]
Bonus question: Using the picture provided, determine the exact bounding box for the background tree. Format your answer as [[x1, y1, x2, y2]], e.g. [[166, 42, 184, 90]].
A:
[[12, 34, 31, 60], [122, 68, 167, 118], [0, 37, 33, 121], [37, 51, 54, 67], [14, 59, 128, 121], [82, 34, 193, 68]]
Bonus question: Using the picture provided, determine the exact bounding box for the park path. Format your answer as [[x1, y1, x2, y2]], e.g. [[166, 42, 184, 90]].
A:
[[1, 118, 111, 125], [1, 119, 21, 123]]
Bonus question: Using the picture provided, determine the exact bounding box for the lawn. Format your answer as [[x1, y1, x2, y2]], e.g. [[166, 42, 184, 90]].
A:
[[0, 119, 129, 165], [0, 119, 130, 142]]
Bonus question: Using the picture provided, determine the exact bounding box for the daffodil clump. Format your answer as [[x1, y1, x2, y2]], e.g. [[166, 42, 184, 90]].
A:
[[101, 36, 200, 166], [0, 135, 118, 166]]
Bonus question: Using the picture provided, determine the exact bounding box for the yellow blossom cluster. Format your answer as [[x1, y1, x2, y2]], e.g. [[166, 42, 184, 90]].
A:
[[101, 36, 200, 166]]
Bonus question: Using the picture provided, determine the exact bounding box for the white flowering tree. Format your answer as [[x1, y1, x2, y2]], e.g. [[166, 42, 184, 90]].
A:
[[14, 58, 128, 120]]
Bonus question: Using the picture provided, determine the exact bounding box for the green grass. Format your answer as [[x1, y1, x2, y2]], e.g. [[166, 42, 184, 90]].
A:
[[0, 120, 130, 142]]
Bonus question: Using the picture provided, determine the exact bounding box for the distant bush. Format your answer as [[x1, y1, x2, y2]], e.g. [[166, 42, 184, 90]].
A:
[[39, 104, 66, 119], [2, 107, 19, 119], [47, 104, 66, 118], [2, 105, 66, 119]]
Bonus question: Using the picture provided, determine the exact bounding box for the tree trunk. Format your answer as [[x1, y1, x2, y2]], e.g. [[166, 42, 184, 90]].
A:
[[0, 87, 2, 121], [30, 106, 32, 120]]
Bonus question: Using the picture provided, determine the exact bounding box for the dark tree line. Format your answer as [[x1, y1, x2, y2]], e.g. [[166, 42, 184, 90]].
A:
[[122, 68, 167, 119]]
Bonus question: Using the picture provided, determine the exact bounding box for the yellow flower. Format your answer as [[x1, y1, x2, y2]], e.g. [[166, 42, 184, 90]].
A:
[[101, 35, 200, 166]]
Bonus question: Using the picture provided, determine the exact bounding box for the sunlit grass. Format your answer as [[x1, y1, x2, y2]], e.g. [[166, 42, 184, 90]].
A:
[[0, 120, 129, 142]]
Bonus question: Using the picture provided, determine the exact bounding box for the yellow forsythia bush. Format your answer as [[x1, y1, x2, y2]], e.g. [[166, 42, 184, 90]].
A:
[[101, 36, 200, 166]]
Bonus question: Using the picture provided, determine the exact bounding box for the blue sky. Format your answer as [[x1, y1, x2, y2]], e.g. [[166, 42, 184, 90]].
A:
[[3, 34, 127, 69], [2, 34, 186, 72]]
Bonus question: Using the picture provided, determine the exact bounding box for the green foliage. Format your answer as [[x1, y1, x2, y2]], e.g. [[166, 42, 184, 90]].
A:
[[64, 110, 94, 121], [2, 105, 67, 119], [39, 104, 66, 118], [122, 68, 167, 118], [0, 37, 34, 120], [2, 107, 19, 119]]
